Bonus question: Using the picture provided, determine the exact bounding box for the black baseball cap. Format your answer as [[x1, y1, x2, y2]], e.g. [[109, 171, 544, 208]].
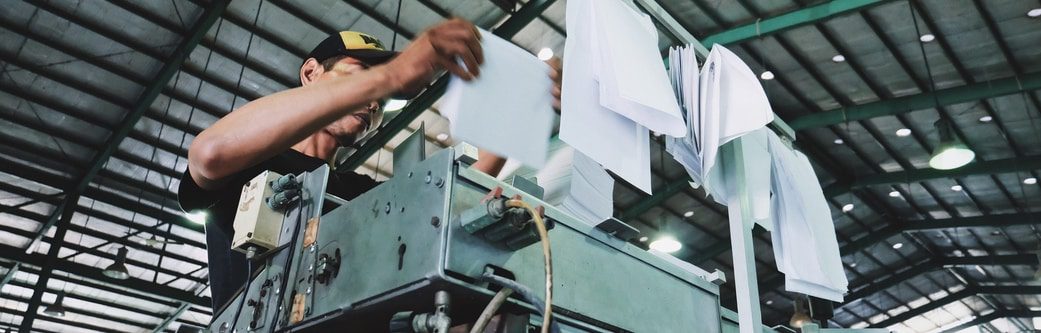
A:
[[307, 31, 398, 66]]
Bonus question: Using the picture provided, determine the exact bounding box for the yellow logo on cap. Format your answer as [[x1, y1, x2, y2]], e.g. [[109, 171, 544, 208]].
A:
[[339, 31, 386, 51]]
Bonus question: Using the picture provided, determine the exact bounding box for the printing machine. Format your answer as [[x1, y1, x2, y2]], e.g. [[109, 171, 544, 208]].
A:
[[205, 129, 750, 332]]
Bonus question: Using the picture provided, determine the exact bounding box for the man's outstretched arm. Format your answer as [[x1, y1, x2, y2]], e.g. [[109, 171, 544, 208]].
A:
[[188, 19, 484, 189]]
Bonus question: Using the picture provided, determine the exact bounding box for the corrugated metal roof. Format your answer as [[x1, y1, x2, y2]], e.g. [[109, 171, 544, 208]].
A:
[[0, 0, 1039, 332]]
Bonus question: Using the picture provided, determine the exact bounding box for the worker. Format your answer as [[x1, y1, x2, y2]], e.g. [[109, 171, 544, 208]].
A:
[[177, 19, 561, 310]]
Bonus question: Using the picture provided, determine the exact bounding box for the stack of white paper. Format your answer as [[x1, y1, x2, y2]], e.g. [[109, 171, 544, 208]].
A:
[[699, 44, 774, 210], [663, 44, 774, 216], [664, 45, 705, 188], [440, 28, 555, 169], [561, 0, 686, 194], [536, 145, 614, 226]]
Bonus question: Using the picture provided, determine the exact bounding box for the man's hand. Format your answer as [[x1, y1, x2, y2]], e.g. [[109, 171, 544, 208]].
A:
[[382, 18, 484, 96], [546, 57, 562, 111]]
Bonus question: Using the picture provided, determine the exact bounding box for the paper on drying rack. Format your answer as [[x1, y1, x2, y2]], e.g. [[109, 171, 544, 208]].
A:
[[440, 28, 555, 169], [664, 45, 705, 188], [561, 0, 652, 193], [698, 44, 774, 197], [592, 0, 686, 137], [767, 131, 847, 302]]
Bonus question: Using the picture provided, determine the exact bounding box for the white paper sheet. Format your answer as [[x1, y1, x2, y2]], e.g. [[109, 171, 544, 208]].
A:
[[561, 0, 652, 193], [440, 28, 555, 169], [592, 0, 686, 137], [699, 44, 774, 204], [767, 131, 847, 302], [664, 45, 705, 188]]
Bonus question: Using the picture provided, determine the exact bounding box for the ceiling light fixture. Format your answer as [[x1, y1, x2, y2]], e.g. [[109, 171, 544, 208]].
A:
[[929, 118, 975, 170], [834, 138, 844, 145], [185, 211, 207, 225], [895, 128, 912, 137], [919, 33, 935, 42], [790, 297, 812, 328], [103, 247, 130, 280], [888, 191, 900, 198], [638, 236, 649, 242], [435, 133, 450, 141], [384, 99, 408, 111], [841, 204, 854, 213], [1025, 177, 1038, 185], [42, 291, 66, 317], [760, 71, 775, 80], [831, 54, 846, 63], [649, 236, 682, 253], [951, 185, 962, 191], [892, 242, 904, 250], [1028, 8, 1041, 17], [537, 47, 554, 61], [979, 115, 993, 123], [683, 211, 694, 218]]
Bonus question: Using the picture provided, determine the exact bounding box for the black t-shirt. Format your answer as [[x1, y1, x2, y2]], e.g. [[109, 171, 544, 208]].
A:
[[177, 149, 379, 309]]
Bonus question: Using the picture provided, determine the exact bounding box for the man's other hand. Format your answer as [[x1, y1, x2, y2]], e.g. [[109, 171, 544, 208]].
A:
[[383, 18, 484, 96], [546, 57, 561, 111]]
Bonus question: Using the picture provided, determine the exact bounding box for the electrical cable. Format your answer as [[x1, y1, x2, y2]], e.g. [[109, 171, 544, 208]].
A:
[[469, 288, 513, 333], [477, 273, 559, 333], [229, 257, 254, 333], [228, 2, 264, 331], [503, 199, 553, 333]]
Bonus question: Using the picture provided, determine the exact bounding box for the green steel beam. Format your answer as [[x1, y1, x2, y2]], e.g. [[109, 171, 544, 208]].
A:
[[618, 180, 689, 221], [977, 285, 1041, 295], [16, 3, 226, 329], [339, 0, 557, 171], [0, 243, 209, 307], [0, 263, 19, 290], [843, 254, 1039, 306], [941, 254, 1038, 267], [838, 213, 1041, 257], [871, 288, 975, 328], [823, 155, 1041, 197], [698, 212, 1041, 272], [689, 227, 768, 263], [701, 0, 890, 46], [789, 71, 1041, 130], [152, 303, 190, 333], [843, 259, 939, 305], [20, 196, 79, 331], [872, 287, 1041, 330], [26, 0, 228, 249], [939, 311, 999, 333], [938, 311, 1004, 333], [905, 212, 1041, 231]]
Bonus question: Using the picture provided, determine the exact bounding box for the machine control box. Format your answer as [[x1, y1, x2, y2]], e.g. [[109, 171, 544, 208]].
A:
[[232, 170, 286, 254]]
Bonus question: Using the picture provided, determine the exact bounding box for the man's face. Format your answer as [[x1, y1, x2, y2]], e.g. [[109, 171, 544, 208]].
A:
[[308, 56, 385, 147]]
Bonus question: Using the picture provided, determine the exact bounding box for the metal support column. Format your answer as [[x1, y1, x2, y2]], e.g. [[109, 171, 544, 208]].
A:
[[722, 139, 764, 333]]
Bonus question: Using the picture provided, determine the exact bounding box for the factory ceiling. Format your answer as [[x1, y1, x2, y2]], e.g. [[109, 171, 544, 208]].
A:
[[0, 0, 1038, 332]]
